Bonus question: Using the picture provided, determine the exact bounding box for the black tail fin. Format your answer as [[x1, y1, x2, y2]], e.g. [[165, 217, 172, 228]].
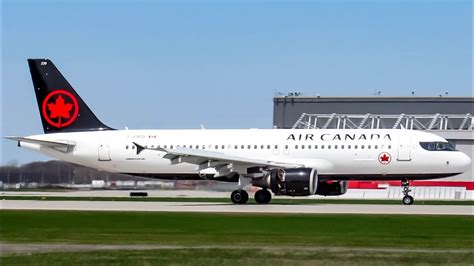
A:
[[28, 59, 113, 134]]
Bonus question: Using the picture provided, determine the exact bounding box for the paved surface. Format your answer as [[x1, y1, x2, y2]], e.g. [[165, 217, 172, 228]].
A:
[[1, 243, 471, 255], [3, 189, 473, 201], [2, 200, 472, 215], [1, 190, 232, 198]]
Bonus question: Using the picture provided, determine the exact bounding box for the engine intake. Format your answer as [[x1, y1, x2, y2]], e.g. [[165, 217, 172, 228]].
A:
[[252, 168, 318, 196]]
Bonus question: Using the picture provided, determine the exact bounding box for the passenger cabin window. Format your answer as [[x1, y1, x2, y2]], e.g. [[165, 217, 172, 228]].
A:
[[420, 142, 456, 151]]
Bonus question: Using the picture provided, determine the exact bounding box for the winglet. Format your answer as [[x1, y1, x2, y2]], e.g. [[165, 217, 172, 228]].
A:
[[133, 142, 146, 155]]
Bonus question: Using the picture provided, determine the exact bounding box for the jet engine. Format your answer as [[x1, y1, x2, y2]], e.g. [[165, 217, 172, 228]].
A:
[[251, 168, 318, 196]]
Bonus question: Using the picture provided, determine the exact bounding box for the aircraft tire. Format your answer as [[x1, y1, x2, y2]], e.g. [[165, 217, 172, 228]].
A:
[[402, 195, 414, 205], [231, 190, 249, 204], [255, 189, 272, 204]]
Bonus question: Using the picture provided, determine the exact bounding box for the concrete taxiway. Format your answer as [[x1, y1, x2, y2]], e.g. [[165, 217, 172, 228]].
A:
[[2, 200, 472, 215]]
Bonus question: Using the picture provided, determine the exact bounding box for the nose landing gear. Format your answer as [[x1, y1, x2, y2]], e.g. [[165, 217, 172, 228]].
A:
[[401, 179, 414, 205]]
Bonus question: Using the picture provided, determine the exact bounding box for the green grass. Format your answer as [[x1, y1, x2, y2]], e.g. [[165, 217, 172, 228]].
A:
[[1, 211, 473, 265], [2, 195, 473, 205], [1, 211, 473, 249], [2, 248, 473, 265]]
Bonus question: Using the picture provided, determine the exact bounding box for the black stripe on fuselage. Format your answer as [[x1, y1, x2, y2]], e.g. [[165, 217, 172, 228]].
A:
[[121, 172, 461, 182]]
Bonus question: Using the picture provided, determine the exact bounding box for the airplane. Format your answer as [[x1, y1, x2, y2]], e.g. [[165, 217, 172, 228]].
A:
[[6, 59, 471, 205]]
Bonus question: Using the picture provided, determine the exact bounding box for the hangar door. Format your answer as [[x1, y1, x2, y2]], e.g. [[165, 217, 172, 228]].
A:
[[397, 135, 411, 161]]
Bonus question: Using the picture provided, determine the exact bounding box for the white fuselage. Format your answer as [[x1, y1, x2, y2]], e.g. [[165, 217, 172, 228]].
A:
[[19, 128, 471, 180]]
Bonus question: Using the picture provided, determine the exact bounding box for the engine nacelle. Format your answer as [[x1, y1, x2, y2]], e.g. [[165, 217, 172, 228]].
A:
[[252, 168, 318, 196], [316, 180, 348, 196]]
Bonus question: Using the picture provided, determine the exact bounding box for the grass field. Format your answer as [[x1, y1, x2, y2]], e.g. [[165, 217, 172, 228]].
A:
[[2, 195, 473, 205], [2, 248, 473, 265], [1, 210, 473, 265]]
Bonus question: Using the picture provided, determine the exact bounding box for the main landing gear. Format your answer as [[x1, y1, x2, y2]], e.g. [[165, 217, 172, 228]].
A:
[[230, 189, 272, 204], [230, 189, 248, 204], [401, 179, 414, 205], [254, 189, 272, 204]]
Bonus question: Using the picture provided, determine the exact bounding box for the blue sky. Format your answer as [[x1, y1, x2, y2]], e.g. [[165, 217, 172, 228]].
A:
[[1, 0, 472, 164]]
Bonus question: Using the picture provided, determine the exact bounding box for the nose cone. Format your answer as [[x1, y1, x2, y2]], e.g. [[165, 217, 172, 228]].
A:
[[457, 152, 472, 172]]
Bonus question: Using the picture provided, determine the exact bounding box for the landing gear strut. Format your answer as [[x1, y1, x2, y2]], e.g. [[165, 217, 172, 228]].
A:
[[254, 189, 272, 204], [230, 189, 249, 204], [401, 179, 414, 205]]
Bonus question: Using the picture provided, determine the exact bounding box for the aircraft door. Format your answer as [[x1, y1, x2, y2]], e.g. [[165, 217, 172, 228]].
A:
[[98, 136, 111, 161], [283, 144, 290, 155], [273, 144, 279, 155], [397, 135, 411, 161]]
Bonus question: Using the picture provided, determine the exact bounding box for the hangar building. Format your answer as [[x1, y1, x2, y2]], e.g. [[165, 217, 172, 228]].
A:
[[273, 96, 473, 191]]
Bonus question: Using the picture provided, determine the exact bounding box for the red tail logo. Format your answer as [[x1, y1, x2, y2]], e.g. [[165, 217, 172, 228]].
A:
[[42, 90, 79, 128]]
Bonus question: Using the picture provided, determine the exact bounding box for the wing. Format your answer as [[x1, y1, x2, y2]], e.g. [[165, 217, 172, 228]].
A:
[[133, 142, 303, 177], [6, 136, 75, 153]]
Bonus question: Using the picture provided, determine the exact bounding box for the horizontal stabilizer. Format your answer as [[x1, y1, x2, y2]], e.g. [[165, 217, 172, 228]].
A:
[[5, 136, 75, 152]]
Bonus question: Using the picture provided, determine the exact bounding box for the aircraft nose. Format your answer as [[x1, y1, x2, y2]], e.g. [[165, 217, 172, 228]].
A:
[[457, 152, 471, 172]]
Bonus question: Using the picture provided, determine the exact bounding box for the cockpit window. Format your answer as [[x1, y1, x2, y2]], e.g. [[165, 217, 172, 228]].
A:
[[420, 142, 456, 151]]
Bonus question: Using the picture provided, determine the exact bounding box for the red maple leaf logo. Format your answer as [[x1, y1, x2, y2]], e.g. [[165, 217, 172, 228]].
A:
[[379, 153, 391, 165], [42, 90, 79, 128], [48, 95, 73, 121]]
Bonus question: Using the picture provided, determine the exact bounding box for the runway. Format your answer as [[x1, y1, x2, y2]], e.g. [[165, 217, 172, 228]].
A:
[[2, 200, 472, 215]]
